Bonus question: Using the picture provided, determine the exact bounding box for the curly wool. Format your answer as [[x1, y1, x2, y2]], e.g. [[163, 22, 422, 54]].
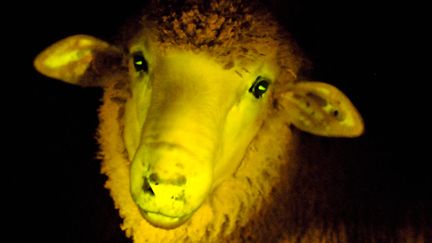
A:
[[97, 0, 309, 242], [128, 0, 304, 77], [149, 0, 265, 47]]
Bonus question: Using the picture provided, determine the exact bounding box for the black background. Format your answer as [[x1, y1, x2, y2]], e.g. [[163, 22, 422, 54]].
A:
[[8, 0, 430, 242]]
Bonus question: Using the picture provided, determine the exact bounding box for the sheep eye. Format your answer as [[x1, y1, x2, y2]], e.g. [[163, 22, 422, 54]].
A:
[[132, 52, 148, 73], [249, 76, 270, 99]]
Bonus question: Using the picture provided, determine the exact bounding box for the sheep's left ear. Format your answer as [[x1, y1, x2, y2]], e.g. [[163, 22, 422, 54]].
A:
[[280, 81, 364, 137], [34, 35, 124, 86]]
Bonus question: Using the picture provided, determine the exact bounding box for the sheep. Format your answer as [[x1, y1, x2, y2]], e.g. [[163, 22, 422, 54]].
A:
[[32, 0, 422, 242]]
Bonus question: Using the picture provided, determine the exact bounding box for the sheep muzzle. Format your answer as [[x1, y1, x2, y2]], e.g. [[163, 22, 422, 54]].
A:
[[130, 137, 213, 229]]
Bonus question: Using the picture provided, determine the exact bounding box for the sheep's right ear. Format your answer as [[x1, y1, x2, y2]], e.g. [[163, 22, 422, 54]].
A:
[[34, 35, 124, 86]]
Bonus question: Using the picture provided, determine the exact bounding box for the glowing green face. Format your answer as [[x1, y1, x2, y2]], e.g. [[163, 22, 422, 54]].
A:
[[33, 33, 364, 232], [124, 43, 278, 228]]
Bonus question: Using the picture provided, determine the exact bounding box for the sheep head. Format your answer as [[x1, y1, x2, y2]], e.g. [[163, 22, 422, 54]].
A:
[[34, 0, 363, 230]]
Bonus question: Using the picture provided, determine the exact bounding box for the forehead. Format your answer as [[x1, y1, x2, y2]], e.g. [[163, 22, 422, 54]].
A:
[[151, 50, 247, 89], [129, 39, 280, 89], [125, 0, 300, 88]]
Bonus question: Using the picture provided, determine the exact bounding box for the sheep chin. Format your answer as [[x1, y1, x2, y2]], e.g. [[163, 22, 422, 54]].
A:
[[139, 209, 192, 229]]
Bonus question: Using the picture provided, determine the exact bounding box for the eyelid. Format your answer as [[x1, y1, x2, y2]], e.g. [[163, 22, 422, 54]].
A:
[[130, 50, 143, 57], [131, 51, 144, 59], [257, 76, 271, 84], [250, 76, 271, 89]]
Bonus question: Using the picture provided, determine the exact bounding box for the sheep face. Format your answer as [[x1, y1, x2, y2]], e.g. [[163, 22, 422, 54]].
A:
[[126, 39, 279, 227], [34, 1, 364, 233]]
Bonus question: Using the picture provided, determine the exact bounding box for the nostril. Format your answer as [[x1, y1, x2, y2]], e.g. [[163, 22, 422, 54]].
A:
[[176, 175, 187, 186], [149, 173, 160, 185], [143, 177, 155, 196]]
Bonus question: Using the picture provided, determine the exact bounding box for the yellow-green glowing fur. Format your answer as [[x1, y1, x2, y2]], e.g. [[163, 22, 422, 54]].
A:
[[99, 80, 299, 241], [34, 0, 367, 242]]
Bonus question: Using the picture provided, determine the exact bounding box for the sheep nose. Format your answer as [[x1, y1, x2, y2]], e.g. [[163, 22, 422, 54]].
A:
[[143, 173, 187, 196]]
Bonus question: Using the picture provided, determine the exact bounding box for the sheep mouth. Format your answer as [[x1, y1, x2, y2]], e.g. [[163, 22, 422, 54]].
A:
[[139, 209, 192, 229]]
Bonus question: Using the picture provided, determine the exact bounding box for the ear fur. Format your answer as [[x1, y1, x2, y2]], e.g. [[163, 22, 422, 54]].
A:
[[280, 81, 364, 137], [34, 35, 124, 86]]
